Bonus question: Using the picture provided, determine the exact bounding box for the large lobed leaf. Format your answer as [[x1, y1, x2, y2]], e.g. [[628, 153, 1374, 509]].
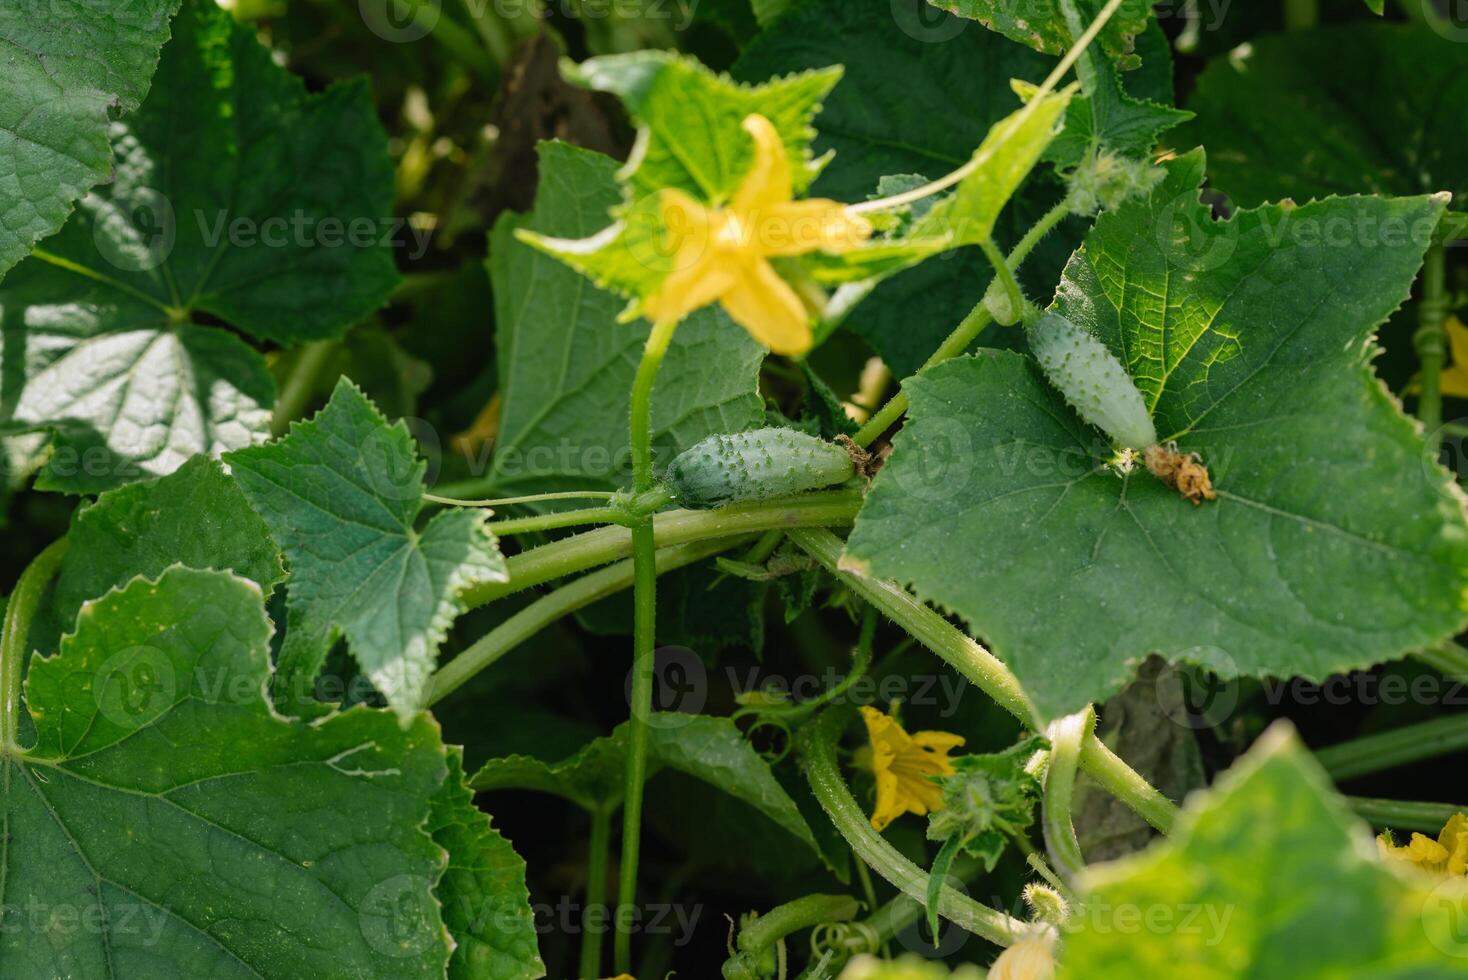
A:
[[7, 568, 449, 977], [0, 0, 180, 280], [0, 0, 399, 493], [228, 379, 507, 721], [1177, 24, 1468, 209], [845, 151, 1468, 720], [1061, 724, 1468, 976]]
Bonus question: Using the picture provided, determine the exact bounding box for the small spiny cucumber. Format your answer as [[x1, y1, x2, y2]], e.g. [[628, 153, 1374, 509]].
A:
[[665, 427, 857, 509], [1026, 310, 1157, 450]]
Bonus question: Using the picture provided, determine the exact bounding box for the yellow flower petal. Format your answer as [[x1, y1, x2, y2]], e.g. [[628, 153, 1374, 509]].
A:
[[990, 932, 1058, 980], [1441, 365, 1468, 400], [1441, 813, 1468, 876], [635, 113, 868, 350], [859, 705, 965, 832], [760, 199, 872, 257], [732, 113, 793, 213], [719, 258, 811, 356], [1379, 814, 1468, 876]]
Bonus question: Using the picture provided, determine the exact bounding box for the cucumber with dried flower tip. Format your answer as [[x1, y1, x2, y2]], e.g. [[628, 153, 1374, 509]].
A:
[[1026, 310, 1157, 450], [666, 427, 857, 508]]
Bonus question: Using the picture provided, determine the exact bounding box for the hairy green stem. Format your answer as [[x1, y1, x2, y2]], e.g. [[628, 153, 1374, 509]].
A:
[[739, 895, 861, 955], [1416, 243, 1449, 452], [580, 805, 615, 979], [852, 197, 1073, 448], [463, 490, 864, 609], [790, 527, 1178, 832], [427, 536, 749, 704], [425, 489, 617, 508], [1042, 708, 1095, 881], [1350, 796, 1466, 833], [1, 540, 68, 753], [798, 709, 1025, 945], [1317, 713, 1468, 782], [615, 318, 678, 973]]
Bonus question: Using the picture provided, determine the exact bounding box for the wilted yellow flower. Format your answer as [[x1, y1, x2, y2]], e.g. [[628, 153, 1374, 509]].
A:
[[641, 113, 871, 356], [989, 930, 1058, 980], [1378, 812, 1468, 876], [859, 705, 964, 831]]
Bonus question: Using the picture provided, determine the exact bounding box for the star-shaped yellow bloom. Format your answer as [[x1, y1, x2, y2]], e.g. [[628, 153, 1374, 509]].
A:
[[1378, 812, 1468, 876], [1440, 316, 1468, 399], [859, 705, 965, 832], [641, 113, 871, 357]]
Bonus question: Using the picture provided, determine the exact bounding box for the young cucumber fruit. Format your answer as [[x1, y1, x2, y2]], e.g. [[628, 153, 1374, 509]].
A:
[[1026, 310, 1157, 450], [666, 427, 856, 508]]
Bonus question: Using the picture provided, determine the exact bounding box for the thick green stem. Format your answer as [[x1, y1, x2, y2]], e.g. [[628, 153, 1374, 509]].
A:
[[1, 540, 67, 753], [1350, 796, 1466, 833], [615, 520, 657, 973], [739, 895, 861, 955], [1317, 713, 1468, 782], [790, 527, 1178, 833], [579, 805, 615, 980], [463, 490, 864, 609], [615, 318, 678, 974], [852, 197, 1073, 448], [427, 537, 749, 704], [1416, 243, 1449, 452], [798, 709, 1025, 945], [1042, 708, 1095, 881]]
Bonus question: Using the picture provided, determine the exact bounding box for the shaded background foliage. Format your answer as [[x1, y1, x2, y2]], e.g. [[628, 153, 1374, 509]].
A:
[[3, 0, 1466, 975]]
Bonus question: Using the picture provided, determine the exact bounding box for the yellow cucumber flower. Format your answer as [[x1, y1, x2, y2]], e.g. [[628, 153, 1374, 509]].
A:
[[1378, 812, 1468, 876], [859, 705, 964, 831], [641, 113, 871, 356], [989, 930, 1058, 980]]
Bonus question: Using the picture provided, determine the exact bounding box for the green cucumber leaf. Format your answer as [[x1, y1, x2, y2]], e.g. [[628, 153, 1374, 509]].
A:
[[1061, 724, 1468, 976], [0, 0, 180, 280], [472, 714, 826, 866], [845, 151, 1468, 721], [1045, 1, 1191, 170], [430, 748, 544, 980], [6, 567, 454, 977], [732, 0, 1056, 202], [0, 0, 399, 493], [485, 142, 764, 498], [1178, 25, 1468, 208], [48, 455, 283, 646], [927, 0, 1153, 59], [563, 50, 840, 203], [227, 379, 507, 721]]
